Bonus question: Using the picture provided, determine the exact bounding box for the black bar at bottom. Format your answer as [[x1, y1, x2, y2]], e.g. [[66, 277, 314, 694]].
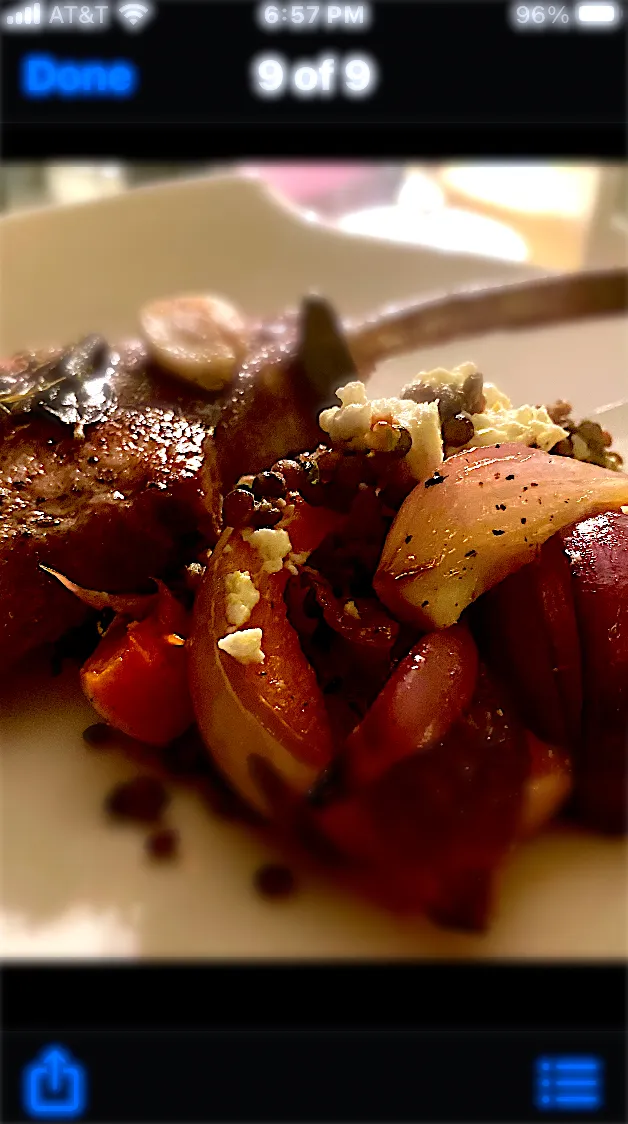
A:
[[2, 1027, 625, 1123]]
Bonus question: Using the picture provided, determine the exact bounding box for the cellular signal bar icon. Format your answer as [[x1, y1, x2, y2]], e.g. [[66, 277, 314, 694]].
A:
[[534, 1055, 604, 1111], [2, 2, 41, 26]]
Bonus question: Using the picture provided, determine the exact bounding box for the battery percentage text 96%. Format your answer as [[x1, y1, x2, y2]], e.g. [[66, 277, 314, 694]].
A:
[[511, 4, 571, 26]]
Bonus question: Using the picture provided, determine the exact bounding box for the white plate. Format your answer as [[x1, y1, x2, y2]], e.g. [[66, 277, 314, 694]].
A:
[[1, 174, 626, 959]]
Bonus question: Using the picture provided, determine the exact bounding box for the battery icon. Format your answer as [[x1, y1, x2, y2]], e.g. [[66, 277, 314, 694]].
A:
[[575, 2, 623, 23]]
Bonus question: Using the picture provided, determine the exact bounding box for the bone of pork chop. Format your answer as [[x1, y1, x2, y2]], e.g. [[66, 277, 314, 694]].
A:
[[0, 316, 338, 675]]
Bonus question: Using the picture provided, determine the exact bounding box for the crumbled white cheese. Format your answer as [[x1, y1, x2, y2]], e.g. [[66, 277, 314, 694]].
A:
[[241, 527, 292, 573], [483, 383, 512, 410], [467, 403, 568, 453], [344, 600, 360, 620], [319, 380, 372, 440], [320, 367, 569, 482], [217, 627, 265, 665], [405, 361, 510, 411], [319, 381, 443, 482], [409, 361, 476, 392], [402, 362, 567, 453], [284, 550, 310, 576], [224, 570, 260, 628]]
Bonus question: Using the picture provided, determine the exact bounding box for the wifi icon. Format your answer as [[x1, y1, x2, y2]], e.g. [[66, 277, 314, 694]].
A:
[[117, 1, 154, 31]]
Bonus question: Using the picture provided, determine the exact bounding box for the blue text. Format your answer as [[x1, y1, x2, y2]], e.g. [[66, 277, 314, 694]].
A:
[[21, 54, 138, 99]]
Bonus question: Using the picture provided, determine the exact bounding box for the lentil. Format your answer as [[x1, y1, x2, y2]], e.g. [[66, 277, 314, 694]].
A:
[[577, 420, 607, 450], [401, 383, 437, 405], [547, 399, 572, 425], [222, 486, 256, 529], [83, 722, 114, 749], [552, 437, 574, 458], [271, 459, 307, 491], [316, 449, 342, 483], [252, 471, 287, 501], [105, 776, 170, 823], [145, 827, 179, 861], [162, 730, 208, 776], [442, 411, 474, 448], [392, 425, 412, 458], [251, 500, 283, 529], [437, 385, 466, 423], [254, 863, 297, 899], [462, 370, 486, 415]]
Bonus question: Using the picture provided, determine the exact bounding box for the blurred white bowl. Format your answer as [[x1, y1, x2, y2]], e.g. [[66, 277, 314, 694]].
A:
[[337, 203, 529, 261]]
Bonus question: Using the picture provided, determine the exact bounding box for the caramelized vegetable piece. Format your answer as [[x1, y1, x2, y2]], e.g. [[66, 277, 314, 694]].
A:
[[560, 510, 628, 833], [314, 667, 529, 930], [375, 443, 628, 630], [81, 584, 194, 747], [344, 625, 479, 788], [472, 531, 582, 748], [188, 496, 345, 814]]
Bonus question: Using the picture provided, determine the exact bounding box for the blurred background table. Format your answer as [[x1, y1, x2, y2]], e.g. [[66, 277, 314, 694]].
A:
[[1, 160, 626, 271]]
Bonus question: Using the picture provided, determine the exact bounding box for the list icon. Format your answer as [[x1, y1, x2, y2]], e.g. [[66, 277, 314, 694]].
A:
[[534, 1055, 604, 1111]]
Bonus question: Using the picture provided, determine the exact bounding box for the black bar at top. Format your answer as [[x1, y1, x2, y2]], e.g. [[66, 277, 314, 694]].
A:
[[2, 964, 626, 1031], [3, 123, 625, 159], [1, 1, 626, 159]]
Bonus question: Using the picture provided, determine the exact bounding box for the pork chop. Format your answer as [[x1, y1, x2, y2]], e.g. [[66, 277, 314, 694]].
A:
[[0, 307, 345, 674]]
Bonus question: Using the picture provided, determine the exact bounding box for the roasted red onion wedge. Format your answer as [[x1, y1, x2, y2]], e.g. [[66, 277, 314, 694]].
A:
[[343, 625, 479, 788], [471, 533, 583, 748], [375, 444, 628, 630], [560, 510, 628, 834], [313, 667, 529, 931]]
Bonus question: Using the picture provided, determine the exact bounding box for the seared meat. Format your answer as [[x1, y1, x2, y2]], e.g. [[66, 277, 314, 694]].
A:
[[1, 271, 625, 676], [1, 342, 216, 672], [0, 310, 342, 674]]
